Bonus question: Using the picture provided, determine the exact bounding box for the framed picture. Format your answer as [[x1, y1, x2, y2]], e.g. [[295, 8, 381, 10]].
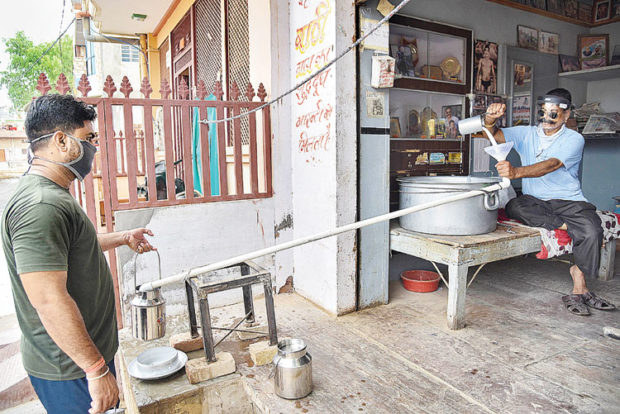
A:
[[594, 0, 611, 22], [578, 34, 609, 69], [559, 54, 581, 72], [578, 2, 592, 22], [390, 117, 401, 138], [513, 62, 533, 93], [442, 105, 462, 138], [517, 25, 539, 51], [391, 44, 416, 77], [564, 0, 579, 18], [531, 0, 547, 9], [474, 40, 498, 94], [611, 44, 620, 65], [547, 0, 565, 14], [511, 95, 532, 126], [613, 0, 620, 18], [538, 31, 560, 54], [407, 109, 420, 135], [472, 94, 487, 116]]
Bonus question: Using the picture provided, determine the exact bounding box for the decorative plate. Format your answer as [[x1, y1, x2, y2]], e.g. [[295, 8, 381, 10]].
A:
[[440, 57, 461, 77]]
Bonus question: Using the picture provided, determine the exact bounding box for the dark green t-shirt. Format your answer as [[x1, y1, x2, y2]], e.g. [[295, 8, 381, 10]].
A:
[[1, 174, 118, 380]]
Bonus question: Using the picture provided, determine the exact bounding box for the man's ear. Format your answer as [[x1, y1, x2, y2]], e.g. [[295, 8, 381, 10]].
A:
[[51, 131, 69, 152]]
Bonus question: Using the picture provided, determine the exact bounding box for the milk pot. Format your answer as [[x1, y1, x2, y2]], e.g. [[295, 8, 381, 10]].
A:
[[273, 338, 313, 399], [131, 251, 166, 341]]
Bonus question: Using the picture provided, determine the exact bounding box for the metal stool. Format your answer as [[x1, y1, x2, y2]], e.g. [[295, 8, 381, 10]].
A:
[[184, 261, 278, 362]]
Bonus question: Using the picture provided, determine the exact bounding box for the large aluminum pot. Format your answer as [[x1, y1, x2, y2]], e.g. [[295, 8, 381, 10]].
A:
[[273, 338, 312, 399], [131, 251, 166, 341], [398, 176, 501, 235]]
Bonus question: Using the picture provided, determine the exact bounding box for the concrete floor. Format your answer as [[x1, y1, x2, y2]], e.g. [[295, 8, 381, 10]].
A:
[[118, 251, 619, 413], [242, 252, 619, 413]]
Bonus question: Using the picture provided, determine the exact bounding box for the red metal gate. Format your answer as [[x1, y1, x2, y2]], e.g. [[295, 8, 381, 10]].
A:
[[34, 72, 273, 325]]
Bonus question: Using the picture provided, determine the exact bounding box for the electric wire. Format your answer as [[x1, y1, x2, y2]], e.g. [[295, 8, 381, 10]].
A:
[[198, 0, 413, 125], [20, 17, 76, 81]]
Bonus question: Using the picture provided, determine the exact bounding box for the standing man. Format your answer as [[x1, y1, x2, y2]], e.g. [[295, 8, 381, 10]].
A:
[[482, 88, 615, 316], [1, 94, 155, 413]]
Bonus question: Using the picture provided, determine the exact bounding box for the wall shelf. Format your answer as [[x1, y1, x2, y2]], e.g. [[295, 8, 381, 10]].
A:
[[558, 64, 620, 81]]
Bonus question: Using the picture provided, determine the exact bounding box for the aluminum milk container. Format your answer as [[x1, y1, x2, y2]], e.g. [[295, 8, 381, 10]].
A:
[[131, 251, 166, 341], [273, 338, 313, 399]]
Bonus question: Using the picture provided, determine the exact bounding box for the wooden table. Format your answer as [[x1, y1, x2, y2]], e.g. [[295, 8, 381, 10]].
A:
[[390, 222, 616, 330]]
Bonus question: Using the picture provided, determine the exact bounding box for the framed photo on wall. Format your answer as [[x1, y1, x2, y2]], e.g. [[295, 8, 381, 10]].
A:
[[613, 0, 620, 18], [538, 31, 560, 54], [594, 0, 611, 22], [517, 25, 539, 51], [578, 2, 593, 22], [474, 40, 498, 94], [513, 62, 533, 93], [547, 0, 565, 15], [564, 0, 579, 18], [390, 117, 401, 138], [511, 95, 532, 126], [578, 34, 609, 69], [559, 54, 580, 72]]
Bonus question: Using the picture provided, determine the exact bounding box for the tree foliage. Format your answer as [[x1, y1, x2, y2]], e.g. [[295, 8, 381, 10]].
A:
[[0, 31, 73, 111]]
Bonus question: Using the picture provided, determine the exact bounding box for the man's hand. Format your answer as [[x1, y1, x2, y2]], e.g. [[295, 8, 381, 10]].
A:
[[496, 160, 519, 179], [87, 368, 119, 414], [123, 228, 155, 254], [485, 103, 506, 124]]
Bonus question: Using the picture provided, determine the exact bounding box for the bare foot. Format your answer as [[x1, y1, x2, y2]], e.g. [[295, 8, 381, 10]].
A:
[[559, 223, 568, 230], [570, 265, 588, 295]]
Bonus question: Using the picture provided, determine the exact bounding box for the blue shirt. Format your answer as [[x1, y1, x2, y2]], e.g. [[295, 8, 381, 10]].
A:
[[501, 125, 586, 201]]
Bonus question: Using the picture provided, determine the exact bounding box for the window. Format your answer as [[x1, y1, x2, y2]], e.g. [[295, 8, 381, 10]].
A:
[[121, 44, 140, 63], [86, 42, 96, 75]]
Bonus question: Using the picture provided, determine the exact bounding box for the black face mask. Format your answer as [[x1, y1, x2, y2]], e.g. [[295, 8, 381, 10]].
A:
[[28, 132, 98, 181]]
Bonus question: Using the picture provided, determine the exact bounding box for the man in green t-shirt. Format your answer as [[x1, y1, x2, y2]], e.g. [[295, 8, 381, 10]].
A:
[[1, 94, 155, 414]]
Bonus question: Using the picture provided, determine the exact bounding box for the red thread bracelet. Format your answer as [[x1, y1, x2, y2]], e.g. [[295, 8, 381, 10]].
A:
[[84, 357, 105, 374]]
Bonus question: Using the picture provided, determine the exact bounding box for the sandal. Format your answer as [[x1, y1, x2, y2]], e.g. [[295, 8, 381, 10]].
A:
[[562, 294, 590, 316], [581, 292, 616, 311]]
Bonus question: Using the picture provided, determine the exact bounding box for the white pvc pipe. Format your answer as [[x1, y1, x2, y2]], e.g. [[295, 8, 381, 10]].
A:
[[139, 177, 511, 292]]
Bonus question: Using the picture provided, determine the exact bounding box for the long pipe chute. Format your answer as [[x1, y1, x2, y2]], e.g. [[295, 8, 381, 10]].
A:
[[139, 178, 511, 292]]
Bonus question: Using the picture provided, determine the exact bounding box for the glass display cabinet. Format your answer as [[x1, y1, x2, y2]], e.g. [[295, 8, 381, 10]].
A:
[[389, 15, 472, 94], [388, 16, 473, 211]]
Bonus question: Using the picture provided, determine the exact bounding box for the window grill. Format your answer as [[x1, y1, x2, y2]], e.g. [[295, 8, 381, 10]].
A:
[[195, 0, 222, 92], [226, 0, 251, 145]]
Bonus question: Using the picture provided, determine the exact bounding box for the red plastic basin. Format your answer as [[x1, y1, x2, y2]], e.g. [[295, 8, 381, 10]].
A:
[[400, 270, 440, 293]]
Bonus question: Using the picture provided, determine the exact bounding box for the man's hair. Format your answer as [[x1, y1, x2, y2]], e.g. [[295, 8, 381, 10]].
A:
[[25, 94, 97, 151], [545, 88, 572, 106]]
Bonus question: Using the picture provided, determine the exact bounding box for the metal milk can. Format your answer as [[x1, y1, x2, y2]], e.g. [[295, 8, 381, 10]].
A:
[[273, 338, 313, 399], [131, 251, 166, 341]]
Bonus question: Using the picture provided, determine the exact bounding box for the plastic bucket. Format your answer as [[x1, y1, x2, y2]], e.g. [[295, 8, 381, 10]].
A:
[[400, 270, 440, 293]]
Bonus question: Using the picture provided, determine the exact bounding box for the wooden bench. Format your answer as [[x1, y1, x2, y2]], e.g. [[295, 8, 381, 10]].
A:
[[389, 222, 616, 330]]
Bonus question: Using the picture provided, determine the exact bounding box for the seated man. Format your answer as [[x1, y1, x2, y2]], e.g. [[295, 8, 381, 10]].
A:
[[483, 88, 615, 316]]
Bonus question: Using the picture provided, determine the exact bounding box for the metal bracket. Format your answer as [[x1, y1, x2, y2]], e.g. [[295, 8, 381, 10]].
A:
[[430, 261, 449, 288]]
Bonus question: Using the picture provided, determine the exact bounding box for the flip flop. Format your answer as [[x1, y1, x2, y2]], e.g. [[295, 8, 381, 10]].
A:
[[581, 292, 616, 311], [562, 294, 590, 316]]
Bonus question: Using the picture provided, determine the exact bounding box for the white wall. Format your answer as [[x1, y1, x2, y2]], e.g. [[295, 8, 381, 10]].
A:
[[114, 199, 275, 326], [587, 22, 620, 112], [289, 0, 357, 315], [88, 42, 141, 98]]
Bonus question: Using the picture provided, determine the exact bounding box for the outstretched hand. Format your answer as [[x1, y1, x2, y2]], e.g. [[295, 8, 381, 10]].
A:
[[124, 228, 155, 254]]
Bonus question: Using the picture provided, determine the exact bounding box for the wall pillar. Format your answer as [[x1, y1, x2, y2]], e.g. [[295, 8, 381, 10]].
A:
[[289, 0, 357, 315]]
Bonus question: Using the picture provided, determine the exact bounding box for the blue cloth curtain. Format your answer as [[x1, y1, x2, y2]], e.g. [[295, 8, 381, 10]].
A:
[[191, 94, 220, 196]]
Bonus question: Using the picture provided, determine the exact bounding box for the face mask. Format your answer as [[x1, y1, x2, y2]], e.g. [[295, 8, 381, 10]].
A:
[[28, 132, 98, 181]]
